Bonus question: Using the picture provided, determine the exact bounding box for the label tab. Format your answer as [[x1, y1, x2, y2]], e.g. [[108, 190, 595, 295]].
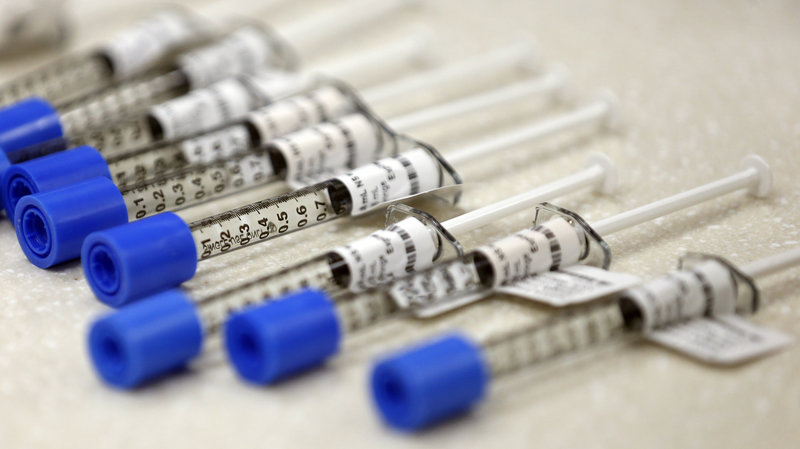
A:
[[387, 257, 489, 317], [646, 315, 793, 365], [497, 265, 641, 306]]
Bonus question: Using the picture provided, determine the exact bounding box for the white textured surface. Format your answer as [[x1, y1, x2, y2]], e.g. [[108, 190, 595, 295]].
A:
[[1, 0, 800, 447]]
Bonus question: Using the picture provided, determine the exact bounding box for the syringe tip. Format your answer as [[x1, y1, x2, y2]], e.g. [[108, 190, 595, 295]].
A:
[[14, 177, 128, 268], [407, 25, 439, 66], [585, 152, 618, 195], [225, 289, 341, 384], [740, 154, 772, 198], [2, 145, 110, 218], [512, 34, 542, 74], [82, 212, 198, 307], [370, 334, 488, 431], [88, 290, 203, 389], [596, 89, 623, 132], [0, 97, 63, 153], [547, 64, 574, 104]]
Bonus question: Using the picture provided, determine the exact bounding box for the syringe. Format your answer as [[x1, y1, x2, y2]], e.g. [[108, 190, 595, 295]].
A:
[[0, 40, 535, 217], [0, 0, 420, 156], [13, 71, 565, 269], [0, 7, 212, 107], [86, 154, 617, 388], [55, 24, 296, 136], [107, 41, 534, 186], [115, 73, 564, 214], [213, 156, 773, 387], [57, 3, 429, 141], [378, 155, 772, 310], [78, 95, 618, 306], [368, 246, 800, 430], [0, 31, 441, 217], [0, 0, 70, 56], [65, 29, 430, 158]]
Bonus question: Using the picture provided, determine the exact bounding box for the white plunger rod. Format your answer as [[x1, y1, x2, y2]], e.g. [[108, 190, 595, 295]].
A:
[[319, 31, 432, 83], [361, 41, 537, 105], [591, 156, 772, 236], [445, 94, 614, 166], [442, 155, 614, 235], [386, 70, 564, 131], [280, 0, 419, 53], [200, 0, 290, 18], [740, 247, 800, 278]]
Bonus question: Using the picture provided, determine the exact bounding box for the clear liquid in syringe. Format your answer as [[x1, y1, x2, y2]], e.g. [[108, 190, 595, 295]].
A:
[[120, 150, 277, 220], [69, 71, 306, 155], [107, 84, 357, 188], [189, 180, 349, 259], [113, 105, 382, 220], [0, 9, 208, 107], [108, 122, 256, 188], [184, 145, 444, 260]]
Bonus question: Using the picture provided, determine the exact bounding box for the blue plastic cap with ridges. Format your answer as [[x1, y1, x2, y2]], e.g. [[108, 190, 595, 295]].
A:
[[2, 145, 110, 218], [82, 212, 198, 307], [14, 177, 128, 268], [0, 97, 63, 153], [370, 334, 489, 431], [88, 289, 204, 389], [225, 288, 342, 384], [0, 138, 71, 205], [0, 150, 9, 206]]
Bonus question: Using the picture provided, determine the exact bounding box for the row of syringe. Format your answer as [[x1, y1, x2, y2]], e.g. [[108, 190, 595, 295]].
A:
[[0, 0, 795, 435]]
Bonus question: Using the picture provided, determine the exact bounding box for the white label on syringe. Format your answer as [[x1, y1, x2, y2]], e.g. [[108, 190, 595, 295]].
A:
[[101, 10, 202, 79], [180, 124, 252, 165], [334, 148, 442, 216], [388, 258, 490, 316], [623, 260, 737, 332], [273, 114, 381, 185], [248, 86, 355, 144], [645, 315, 793, 365], [149, 77, 259, 140], [178, 26, 276, 89], [475, 217, 582, 288], [497, 265, 641, 306], [332, 217, 437, 292]]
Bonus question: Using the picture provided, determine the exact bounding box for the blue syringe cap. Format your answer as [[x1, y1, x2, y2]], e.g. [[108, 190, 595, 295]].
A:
[[2, 145, 110, 217], [82, 212, 197, 307], [88, 289, 204, 389], [0, 150, 9, 199], [0, 97, 63, 153], [370, 334, 489, 431], [225, 288, 342, 384], [14, 177, 128, 268]]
